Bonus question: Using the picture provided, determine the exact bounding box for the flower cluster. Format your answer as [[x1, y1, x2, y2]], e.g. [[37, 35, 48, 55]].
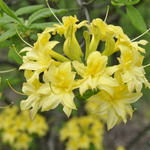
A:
[[19, 16, 150, 129], [59, 115, 104, 150], [0, 105, 48, 150]]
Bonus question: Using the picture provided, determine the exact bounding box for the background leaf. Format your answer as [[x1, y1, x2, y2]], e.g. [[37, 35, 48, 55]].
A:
[[15, 4, 45, 16], [27, 8, 67, 26], [0, 0, 22, 24], [126, 5, 149, 34], [0, 29, 16, 42], [29, 22, 57, 30], [8, 47, 22, 65]]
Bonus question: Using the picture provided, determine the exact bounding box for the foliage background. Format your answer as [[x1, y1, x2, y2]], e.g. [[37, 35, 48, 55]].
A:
[[0, 0, 150, 150]]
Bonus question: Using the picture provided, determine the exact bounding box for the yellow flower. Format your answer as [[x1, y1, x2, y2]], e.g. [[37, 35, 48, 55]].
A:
[[88, 72, 142, 130], [0, 105, 48, 150], [2, 127, 18, 144], [13, 133, 32, 150], [118, 48, 150, 92], [54, 16, 87, 62], [60, 115, 104, 150], [85, 18, 108, 58], [41, 61, 77, 117], [19, 29, 68, 84], [116, 146, 126, 150], [20, 70, 51, 119], [73, 51, 119, 95]]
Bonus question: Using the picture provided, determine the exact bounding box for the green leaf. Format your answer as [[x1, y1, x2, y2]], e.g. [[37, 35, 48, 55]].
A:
[[8, 47, 22, 65], [111, 0, 140, 7], [111, 0, 125, 7], [126, 5, 149, 34], [0, 29, 16, 42], [0, 13, 19, 26], [27, 8, 67, 26], [0, 0, 22, 24], [75, 89, 99, 100], [0, 41, 11, 47], [126, 0, 140, 5], [29, 22, 57, 30], [15, 4, 45, 16]]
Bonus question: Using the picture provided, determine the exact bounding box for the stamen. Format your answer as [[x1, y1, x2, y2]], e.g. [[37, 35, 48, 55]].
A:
[[0, 68, 16, 74], [144, 63, 150, 68], [49, 82, 61, 95], [6, 79, 26, 95], [14, 23, 33, 47], [12, 44, 23, 59], [46, 0, 63, 26], [0, 102, 14, 109], [131, 28, 150, 42], [104, 6, 110, 22]]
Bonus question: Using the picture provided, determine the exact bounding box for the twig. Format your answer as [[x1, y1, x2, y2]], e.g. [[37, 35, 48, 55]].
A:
[[76, 0, 91, 22]]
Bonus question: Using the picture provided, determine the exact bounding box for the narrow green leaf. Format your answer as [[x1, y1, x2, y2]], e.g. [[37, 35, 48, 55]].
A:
[[0, 0, 22, 24], [30, 22, 57, 30], [27, 8, 67, 26], [0, 29, 16, 42], [15, 4, 45, 16], [0, 13, 19, 26], [126, 5, 149, 34]]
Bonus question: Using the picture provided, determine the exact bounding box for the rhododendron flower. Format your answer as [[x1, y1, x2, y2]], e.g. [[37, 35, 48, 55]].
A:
[[118, 48, 150, 92], [18, 15, 150, 129], [73, 51, 118, 95], [88, 72, 142, 130], [42, 61, 77, 117]]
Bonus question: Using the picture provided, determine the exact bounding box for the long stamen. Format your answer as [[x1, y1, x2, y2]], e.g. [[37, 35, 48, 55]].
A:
[[131, 28, 150, 42], [0, 102, 14, 109], [0, 68, 16, 73], [6, 79, 26, 95], [46, 0, 63, 26], [49, 82, 61, 95], [14, 23, 33, 47], [12, 44, 23, 59], [104, 6, 110, 22]]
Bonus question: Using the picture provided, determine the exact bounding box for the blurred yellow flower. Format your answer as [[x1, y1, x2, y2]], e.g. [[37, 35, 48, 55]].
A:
[[0, 105, 48, 150], [116, 146, 126, 150], [60, 115, 104, 150]]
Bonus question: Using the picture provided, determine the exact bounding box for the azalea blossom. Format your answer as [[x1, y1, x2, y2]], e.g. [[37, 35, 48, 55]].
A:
[[88, 72, 142, 130], [73, 51, 118, 95], [42, 61, 77, 117], [118, 48, 150, 92]]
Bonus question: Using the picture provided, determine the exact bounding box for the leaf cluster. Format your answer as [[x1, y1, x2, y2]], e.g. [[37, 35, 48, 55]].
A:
[[0, 0, 67, 64]]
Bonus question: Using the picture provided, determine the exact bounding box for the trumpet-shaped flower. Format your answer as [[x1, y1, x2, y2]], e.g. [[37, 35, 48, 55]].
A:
[[118, 48, 150, 92], [88, 72, 142, 130], [54, 16, 87, 62], [20, 70, 51, 119], [19, 29, 65, 84], [73, 51, 118, 95], [41, 61, 77, 117]]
